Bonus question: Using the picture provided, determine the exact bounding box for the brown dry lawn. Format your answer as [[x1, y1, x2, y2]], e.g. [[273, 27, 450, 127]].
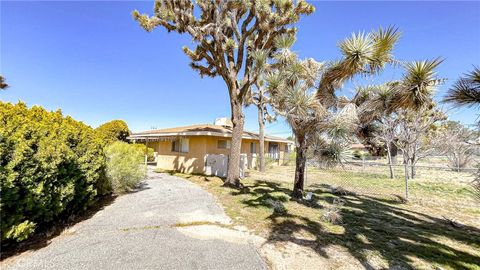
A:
[[160, 165, 480, 270]]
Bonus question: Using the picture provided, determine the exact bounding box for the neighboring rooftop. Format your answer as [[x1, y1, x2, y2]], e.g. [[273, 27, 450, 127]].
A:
[[128, 124, 292, 143]]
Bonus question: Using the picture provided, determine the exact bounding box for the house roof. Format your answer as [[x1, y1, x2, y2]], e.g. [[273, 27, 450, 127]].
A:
[[350, 143, 367, 149], [128, 124, 293, 144]]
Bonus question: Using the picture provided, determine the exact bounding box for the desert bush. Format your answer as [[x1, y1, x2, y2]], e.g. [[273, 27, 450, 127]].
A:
[[265, 198, 287, 214], [330, 186, 355, 196], [0, 102, 108, 242], [282, 151, 296, 166], [321, 198, 345, 224], [95, 120, 130, 144], [132, 143, 155, 162], [105, 141, 146, 193]]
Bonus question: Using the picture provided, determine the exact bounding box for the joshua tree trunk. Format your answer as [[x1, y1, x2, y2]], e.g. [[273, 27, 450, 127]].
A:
[[225, 96, 245, 187], [293, 133, 307, 199], [257, 105, 266, 172], [386, 144, 395, 179]]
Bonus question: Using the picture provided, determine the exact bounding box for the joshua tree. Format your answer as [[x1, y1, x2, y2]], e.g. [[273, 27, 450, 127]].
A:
[[266, 27, 400, 198], [132, 0, 314, 187], [246, 50, 275, 172], [316, 27, 401, 108], [265, 51, 327, 198], [0, 76, 8, 90]]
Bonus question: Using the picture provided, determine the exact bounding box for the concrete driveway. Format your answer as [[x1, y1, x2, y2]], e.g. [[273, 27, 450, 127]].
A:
[[5, 172, 266, 270]]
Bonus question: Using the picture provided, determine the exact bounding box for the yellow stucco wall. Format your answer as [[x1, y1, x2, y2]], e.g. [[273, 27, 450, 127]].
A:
[[144, 136, 290, 174]]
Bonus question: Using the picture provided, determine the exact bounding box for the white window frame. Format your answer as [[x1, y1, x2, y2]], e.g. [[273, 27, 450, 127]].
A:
[[217, 139, 231, 149], [171, 138, 189, 153], [250, 142, 257, 154]]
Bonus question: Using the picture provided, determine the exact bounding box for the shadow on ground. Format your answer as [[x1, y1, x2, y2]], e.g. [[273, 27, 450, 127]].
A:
[[232, 180, 480, 269]]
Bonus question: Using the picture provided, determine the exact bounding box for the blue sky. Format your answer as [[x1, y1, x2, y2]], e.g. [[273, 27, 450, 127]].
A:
[[1, 1, 479, 137]]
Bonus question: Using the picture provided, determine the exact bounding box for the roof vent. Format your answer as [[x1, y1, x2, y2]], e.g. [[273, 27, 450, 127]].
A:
[[214, 117, 233, 127]]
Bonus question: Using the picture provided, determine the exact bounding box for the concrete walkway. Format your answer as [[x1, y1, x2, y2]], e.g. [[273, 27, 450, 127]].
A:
[[5, 172, 266, 270]]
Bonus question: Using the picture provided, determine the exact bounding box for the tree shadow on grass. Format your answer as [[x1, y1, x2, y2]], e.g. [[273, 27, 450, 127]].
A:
[[0, 194, 117, 261], [232, 180, 480, 269]]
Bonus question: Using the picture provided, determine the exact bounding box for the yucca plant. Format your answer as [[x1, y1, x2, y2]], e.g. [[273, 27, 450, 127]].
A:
[[317, 26, 401, 108], [444, 66, 480, 108], [0, 75, 8, 90], [391, 58, 445, 111]]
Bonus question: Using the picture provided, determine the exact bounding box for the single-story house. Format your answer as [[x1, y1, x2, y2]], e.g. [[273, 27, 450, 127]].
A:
[[350, 143, 368, 151], [128, 122, 294, 176]]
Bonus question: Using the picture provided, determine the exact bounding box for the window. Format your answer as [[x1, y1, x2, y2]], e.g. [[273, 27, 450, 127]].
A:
[[217, 139, 231, 149], [284, 144, 290, 153], [250, 142, 257, 154], [171, 138, 189, 153]]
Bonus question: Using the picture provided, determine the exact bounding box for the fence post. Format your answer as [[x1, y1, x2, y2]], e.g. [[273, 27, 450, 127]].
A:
[[404, 162, 409, 201], [304, 159, 307, 189], [145, 138, 149, 166]]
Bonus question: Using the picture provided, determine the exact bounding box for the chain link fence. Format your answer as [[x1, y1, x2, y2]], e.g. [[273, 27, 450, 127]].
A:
[[251, 154, 479, 203]]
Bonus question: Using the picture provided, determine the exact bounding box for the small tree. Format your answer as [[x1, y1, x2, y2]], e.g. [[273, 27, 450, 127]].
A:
[[395, 106, 444, 179], [435, 121, 477, 171], [357, 59, 445, 187], [443, 66, 480, 198], [96, 120, 130, 144], [354, 84, 398, 179], [375, 114, 398, 179], [133, 0, 314, 187]]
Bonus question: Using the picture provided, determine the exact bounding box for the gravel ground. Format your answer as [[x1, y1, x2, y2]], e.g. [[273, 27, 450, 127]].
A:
[[4, 172, 266, 270]]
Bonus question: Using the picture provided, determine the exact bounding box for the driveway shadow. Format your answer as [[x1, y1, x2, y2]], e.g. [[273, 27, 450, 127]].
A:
[[1, 194, 116, 261]]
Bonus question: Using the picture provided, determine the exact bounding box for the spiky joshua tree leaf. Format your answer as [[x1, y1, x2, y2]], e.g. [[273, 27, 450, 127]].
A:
[[444, 66, 480, 108]]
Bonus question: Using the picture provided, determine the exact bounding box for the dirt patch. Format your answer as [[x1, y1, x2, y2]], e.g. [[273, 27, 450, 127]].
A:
[[175, 223, 367, 270], [176, 209, 232, 225]]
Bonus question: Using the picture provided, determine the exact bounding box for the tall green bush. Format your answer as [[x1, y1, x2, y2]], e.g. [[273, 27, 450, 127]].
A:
[[95, 120, 130, 144], [105, 141, 146, 193], [0, 102, 108, 241]]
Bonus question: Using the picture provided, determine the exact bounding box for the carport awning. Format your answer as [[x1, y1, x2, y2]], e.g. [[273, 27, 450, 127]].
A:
[[127, 135, 180, 142], [128, 124, 294, 144]]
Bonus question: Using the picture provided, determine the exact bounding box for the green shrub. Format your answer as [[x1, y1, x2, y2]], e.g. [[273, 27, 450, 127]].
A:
[[0, 102, 108, 242], [95, 120, 130, 144], [132, 143, 155, 162], [105, 141, 146, 193]]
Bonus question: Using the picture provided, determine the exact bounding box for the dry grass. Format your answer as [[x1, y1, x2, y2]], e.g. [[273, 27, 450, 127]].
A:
[[165, 166, 480, 270]]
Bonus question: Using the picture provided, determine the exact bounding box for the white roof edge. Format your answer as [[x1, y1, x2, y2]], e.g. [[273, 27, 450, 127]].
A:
[[127, 131, 293, 143]]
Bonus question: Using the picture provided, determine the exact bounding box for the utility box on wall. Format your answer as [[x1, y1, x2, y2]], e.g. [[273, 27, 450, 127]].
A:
[[205, 154, 246, 178]]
